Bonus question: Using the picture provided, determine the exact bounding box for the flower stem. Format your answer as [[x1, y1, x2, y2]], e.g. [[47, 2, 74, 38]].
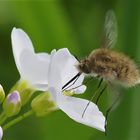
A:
[[2, 110, 34, 131], [0, 112, 7, 125], [0, 112, 5, 120]]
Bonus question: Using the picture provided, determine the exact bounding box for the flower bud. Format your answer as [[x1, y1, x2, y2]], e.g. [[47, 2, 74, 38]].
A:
[[20, 88, 35, 106], [3, 91, 21, 117], [10, 80, 35, 106], [0, 85, 5, 103], [31, 92, 57, 117], [0, 126, 3, 140]]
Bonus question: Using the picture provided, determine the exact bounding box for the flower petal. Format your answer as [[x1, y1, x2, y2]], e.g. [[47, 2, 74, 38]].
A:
[[48, 48, 86, 93], [61, 55, 86, 94], [36, 53, 50, 61], [48, 48, 72, 91], [73, 85, 87, 94], [11, 27, 34, 72], [0, 126, 3, 140], [11, 28, 51, 90], [49, 87, 105, 132], [19, 50, 50, 90]]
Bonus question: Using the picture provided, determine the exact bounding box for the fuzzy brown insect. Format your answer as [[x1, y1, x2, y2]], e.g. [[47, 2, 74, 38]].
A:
[[75, 10, 140, 134], [76, 10, 140, 88], [77, 48, 140, 87]]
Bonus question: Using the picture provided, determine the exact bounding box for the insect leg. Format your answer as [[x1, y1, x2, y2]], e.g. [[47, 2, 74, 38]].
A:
[[95, 85, 107, 104], [82, 78, 103, 118], [105, 93, 121, 135], [97, 78, 103, 88]]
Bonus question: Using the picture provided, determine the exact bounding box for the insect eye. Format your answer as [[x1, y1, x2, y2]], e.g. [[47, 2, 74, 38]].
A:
[[79, 63, 90, 74]]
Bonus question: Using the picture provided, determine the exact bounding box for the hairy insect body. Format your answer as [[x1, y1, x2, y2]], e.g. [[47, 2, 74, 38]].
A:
[[77, 48, 140, 87]]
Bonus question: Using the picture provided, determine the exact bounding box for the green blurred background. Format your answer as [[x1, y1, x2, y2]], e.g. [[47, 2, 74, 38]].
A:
[[0, 0, 140, 140]]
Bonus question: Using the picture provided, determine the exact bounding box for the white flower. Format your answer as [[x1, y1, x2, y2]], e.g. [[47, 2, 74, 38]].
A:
[[0, 126, 3, 140], [48, 48, 86, 93], [48, 48, 105, 132], [11, 28, 105, 131], [11, 27, 51, 91]]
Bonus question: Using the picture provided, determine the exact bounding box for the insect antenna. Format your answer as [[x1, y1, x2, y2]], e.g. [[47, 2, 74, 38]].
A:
[[62, 72, 81, 91], [82, 78, 104, 118]]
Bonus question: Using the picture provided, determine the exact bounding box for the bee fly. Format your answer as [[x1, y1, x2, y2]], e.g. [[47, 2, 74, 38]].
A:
[[62, 10, 140, 133], [77, 48, 140, 88]]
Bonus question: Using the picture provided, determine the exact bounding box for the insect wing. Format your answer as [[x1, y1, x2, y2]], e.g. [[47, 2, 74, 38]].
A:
[[102, 10, 118, 49], [107, 83, 123, 111]]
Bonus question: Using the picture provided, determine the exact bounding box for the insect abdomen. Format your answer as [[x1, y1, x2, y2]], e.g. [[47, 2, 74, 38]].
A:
[[115, 59, 140, 87]]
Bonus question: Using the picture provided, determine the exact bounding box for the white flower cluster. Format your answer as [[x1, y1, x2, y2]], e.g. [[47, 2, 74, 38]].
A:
[[0, 28, 106, 139], [12, 28, 105, 131]]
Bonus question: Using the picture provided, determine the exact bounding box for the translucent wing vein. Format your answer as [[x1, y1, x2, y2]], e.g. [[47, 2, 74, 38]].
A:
[[102, 10, 118, 48]]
